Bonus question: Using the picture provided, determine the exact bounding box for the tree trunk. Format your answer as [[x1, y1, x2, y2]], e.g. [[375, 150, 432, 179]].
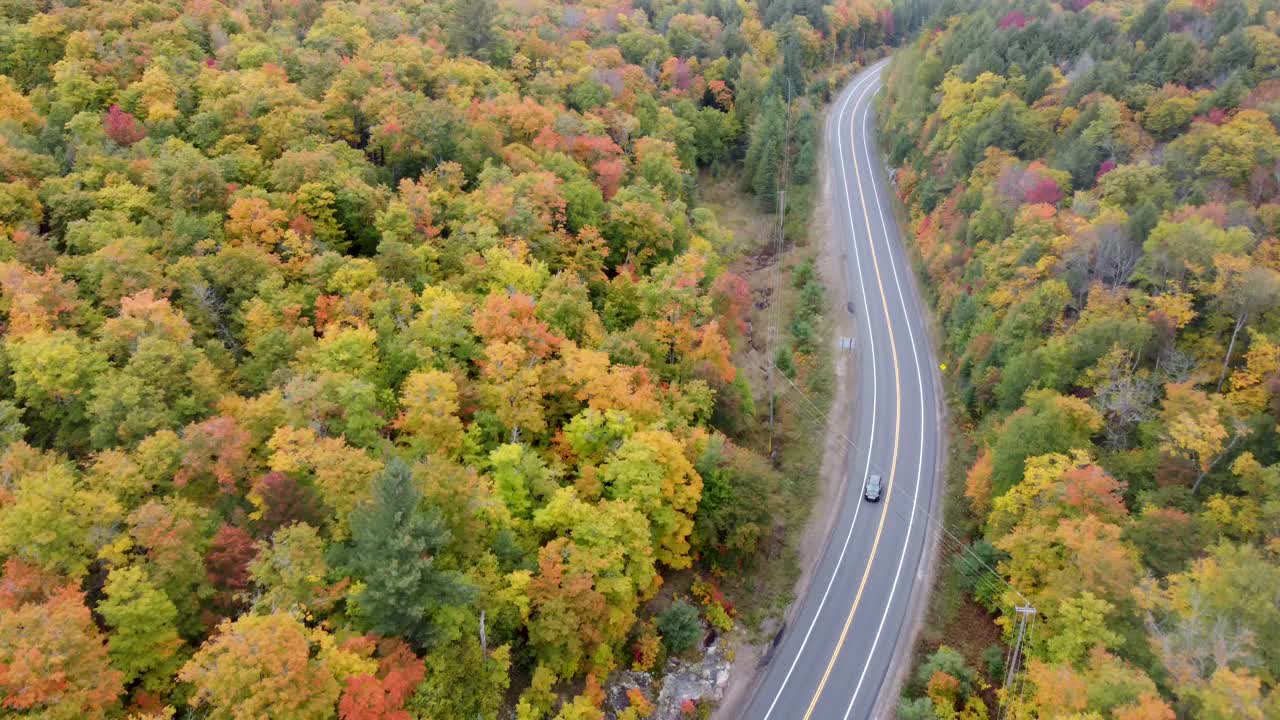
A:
[[1217, 312, 1247, 392], [1191, 431, 1243, 494]]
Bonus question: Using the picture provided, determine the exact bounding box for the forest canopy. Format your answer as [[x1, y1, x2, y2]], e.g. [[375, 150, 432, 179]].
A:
[[881, 0, 1280, 717], [0, 0, 898, 718]]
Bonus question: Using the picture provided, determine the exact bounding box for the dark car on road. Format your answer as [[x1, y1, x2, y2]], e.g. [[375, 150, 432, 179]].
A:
[[864, 473, 883, 502]]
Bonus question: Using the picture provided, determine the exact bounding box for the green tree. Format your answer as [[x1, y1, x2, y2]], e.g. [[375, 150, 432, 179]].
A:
[[657, 599, 702, 655], [408, 638, 510, 720], [98, 565, 184, 693], [562, 178, 605, 234], [1140, 217, 1253, 287], [743, 95, 786, 210], [989, 390, 1103, 497], [344, 459, 473, 649], [896, 697, 935, 720], [448, 0, 500, 61], [691, 437, 781, 569], [247, 522, 335, 615], [914, 646, 978, 698], [1043, 592, 1120, 666], [0, 464, 121, 578], [600, 430, 703, 569], [488, 443, 548, 520], [7, 329, 108, 451]]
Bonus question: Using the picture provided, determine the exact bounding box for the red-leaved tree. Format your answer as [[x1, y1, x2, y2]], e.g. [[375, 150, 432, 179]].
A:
[[338, 638, 425, 720], [103, 105, 147, 146]]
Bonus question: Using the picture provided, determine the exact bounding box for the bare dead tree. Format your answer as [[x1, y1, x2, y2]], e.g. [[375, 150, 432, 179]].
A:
[[1212, 265, 1280, 391], [195, 283, 243, 358], [1147, 591, 1257, 687], [1095, 222, 1142, 289], [1156, 346, 1195, 384], [1057, 231, 1098, 308], [1093, 367, 1157, 449]]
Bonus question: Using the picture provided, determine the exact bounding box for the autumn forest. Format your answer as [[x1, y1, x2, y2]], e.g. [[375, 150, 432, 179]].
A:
[[3, 0, 1279, 718], [0, 0, 896, 718], [883, 0, 1280, 717]]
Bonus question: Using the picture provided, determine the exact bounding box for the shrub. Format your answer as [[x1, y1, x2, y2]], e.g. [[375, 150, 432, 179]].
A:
[[657, 600, 702, 655], [630, 622, 661, 671], [982, 644, 1006, 682], [691, 578, 735, 633], [774, 347, 797, 379]]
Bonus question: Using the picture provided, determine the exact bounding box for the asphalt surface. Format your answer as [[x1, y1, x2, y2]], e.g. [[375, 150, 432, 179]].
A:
[[741, 61, 942, 720]]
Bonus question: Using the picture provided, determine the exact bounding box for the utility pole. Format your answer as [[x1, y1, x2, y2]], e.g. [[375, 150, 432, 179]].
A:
[[768, 79, 795, 456], [767, 188, 785, 453], [999, 605, 1037, 720]]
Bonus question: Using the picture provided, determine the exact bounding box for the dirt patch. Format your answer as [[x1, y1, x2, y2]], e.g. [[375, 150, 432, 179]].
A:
[[945, 599, 1003, 667]]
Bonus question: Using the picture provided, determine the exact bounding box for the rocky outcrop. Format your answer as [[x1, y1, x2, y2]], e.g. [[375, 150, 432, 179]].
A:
[[604, 640, 733, 720]]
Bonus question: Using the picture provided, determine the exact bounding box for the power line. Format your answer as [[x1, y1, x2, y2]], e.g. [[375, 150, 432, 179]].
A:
[[770, 367, 1031, 608], [767, 188, 785, 453], [766, 76, 796, 455], [771, 375, 1011, 611], [1008, 610, 1038, 719], [999, 626, 1018, 720], [1003, 607, 1036, 700]]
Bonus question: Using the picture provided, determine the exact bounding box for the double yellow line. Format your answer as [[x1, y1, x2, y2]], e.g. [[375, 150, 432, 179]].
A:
[[799, 72, 904, 720]]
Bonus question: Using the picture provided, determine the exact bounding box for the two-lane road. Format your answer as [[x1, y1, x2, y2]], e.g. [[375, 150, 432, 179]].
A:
[[742, 61, 943, 720]]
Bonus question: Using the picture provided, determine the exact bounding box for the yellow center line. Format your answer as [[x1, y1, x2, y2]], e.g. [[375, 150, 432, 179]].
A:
[[800, 77, 902, 720]]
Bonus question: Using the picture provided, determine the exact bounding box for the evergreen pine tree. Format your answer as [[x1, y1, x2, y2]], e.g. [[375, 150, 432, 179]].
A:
[[745, 95, 786, 211], [345, 459, 472, 649], [448, 0, 498, 61]]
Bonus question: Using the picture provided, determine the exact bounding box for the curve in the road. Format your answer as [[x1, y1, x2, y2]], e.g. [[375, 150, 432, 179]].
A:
[[798, 67, 908, 720], [838, 63, 930, 720], [742, 60, 942, 720], [757, 66, 885, 720]]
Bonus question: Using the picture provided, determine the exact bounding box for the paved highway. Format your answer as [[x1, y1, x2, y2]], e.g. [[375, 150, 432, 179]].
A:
[[742, 61, 943, 720]]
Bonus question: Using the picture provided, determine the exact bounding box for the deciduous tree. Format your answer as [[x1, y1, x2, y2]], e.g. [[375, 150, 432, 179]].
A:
[[0, 583, 123, 718], [601, 430, 703, 569], [248, 522, 338, 614], [99, 565, 184, 693], [338, 638, 424, 720], [0, 463, 121, 578], [394, 369, 464, 457], [179, 612, 361, 720]]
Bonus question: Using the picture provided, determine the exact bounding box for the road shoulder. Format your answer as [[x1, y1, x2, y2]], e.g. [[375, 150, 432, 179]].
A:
[[712, 77, 861, 720]]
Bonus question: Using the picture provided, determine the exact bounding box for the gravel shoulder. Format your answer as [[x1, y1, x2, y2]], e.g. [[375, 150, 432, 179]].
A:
[[712, 92, 859, 720]]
